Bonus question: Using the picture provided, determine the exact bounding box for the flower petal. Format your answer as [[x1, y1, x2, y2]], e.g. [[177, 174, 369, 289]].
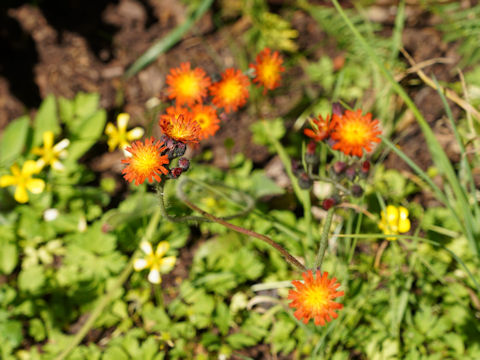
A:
[[133, 258, 148, 271], [43, 131, 54, 150], [156, 241, 170, 257], [14, 185, 29, 203], [0, 175, 17, 187], [26, 178, 45, 194], [159, 256, 176, 273], [127, 127, 145, 141], [140, 241, 153, 255], [148, 268, 161, 284], [117, 113, 130, 131], [105, 122, 117, 136], [53, 138, 70, 152], [22, 160, 40, 176], [51, 160, 65, 171]]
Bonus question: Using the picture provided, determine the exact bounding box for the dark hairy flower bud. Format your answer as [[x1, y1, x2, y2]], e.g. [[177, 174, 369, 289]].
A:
[[169, 167, 183, 179], [332, 161, 346, 175], [298, 172, 313, 190], [178, 157, 190, 171], [172, 142, 186, 158], [322, 197, 337, 210], [332, 102, 345, 117], [351, 184, 364, 198], [360, 160, 370, 178], [291, 159, 302, 177], [345, 165, 357, 181]]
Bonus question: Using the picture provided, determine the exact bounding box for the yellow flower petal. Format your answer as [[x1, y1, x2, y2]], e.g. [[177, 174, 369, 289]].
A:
[[43, 131, 54, 150], [133, 258, 148, 271], [127, 127, 144, 141], [53, 138, 70, 152], [385, 205, 399, 223], [0, 175, 17, 187], [117, 113, 130, 132], [156, 241, 170, 257], [14, 185, 29, 203], [159, 256, 176, 273], [10, 164, 21, 177], [148, 268, 161, 284], [22, 160, 40, 176], [51, 160, 65, 171], [105, 122, 117, 136], [140, 241, 153, 255], [26, 178, 45, 194], [398, 218, 411, 233]]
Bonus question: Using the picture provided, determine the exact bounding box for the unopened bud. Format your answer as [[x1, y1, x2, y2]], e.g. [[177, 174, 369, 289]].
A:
[[332, 161, 346, 174], [298, 172, 313, 190], [351, 184, 364, 197], [360, 160, 370, 178], [345, 165, 357, 181], [322, 197, 336, 210], [169, 167, 183, 179], [172, 142, 186, 158], [332, 102, 345, 117], [291, 159, 302, 176], [178, 157, 190, 171]]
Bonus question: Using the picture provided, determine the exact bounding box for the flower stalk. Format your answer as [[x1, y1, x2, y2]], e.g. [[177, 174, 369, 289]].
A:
[[315, 207, 335, 270]]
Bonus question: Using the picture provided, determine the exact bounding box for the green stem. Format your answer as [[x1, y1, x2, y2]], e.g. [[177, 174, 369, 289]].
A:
[[177, 178, 307, 272], [55, 209, 162, 360], [315, 207, 335, 270]]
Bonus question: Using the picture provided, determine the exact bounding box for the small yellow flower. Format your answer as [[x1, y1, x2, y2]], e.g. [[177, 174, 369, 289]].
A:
[[32, 131, 70, 171], [133, 241, 176, 284], [0, 160, 45, 203], [105, 113, 144, 152], [378, 205, 411, 240]]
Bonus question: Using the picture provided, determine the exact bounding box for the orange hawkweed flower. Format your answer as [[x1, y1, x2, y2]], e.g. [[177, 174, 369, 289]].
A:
[[166, 62, 211, 106], [330, 109, 381, 157], [304, 114, 333, 142], [288, 270, 344, 326], [210, 68, 250, 113], [159, 114, 200, 144], [191, 104, 220, 140], [122, 138, 169, 185], [250, 48, 285, 93]]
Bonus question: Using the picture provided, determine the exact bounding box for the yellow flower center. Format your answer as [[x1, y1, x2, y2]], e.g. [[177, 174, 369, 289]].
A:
[[130, 147, 160, 175], [219, 79, 242, 103], [340, 120, 371, 145], [177, 73, 200, 97], [303, 286, 329, 310], [259, 60, 278, 84]]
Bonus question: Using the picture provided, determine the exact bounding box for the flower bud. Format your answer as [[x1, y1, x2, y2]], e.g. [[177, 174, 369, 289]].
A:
[[360, 160, 370, 178], [351, 184, 364, 197], [291, 159, 302, 177], [298, 172, 313, 190], [322, 197, 337, 210], [332, 102, 345, 117], [178, 157, 190, 171], [345, 165, 357, 181], [169, 167, 183, 179], [332, 161, 346, 175], [172, 142, 186, 158]]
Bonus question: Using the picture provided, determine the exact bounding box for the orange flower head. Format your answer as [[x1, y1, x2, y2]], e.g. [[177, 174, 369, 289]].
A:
[[210, 68, 250, 113], [304, 114, 333, 142], [166, 62, 211, 106], [288, 270, 344, 326], [330, 109, 381, 157], [122, 137, 169, 185], [250, 48, 285, 93], [159, 113, 201, 144], [191, 104, 220, 140]]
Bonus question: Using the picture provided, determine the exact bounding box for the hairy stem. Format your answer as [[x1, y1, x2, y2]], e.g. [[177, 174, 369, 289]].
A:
[[315, 207, 335, 270]]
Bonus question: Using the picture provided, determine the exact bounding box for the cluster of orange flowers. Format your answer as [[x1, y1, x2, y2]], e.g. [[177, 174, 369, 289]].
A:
[[122, 48, 285, 186], [304, 108, 381, 157]]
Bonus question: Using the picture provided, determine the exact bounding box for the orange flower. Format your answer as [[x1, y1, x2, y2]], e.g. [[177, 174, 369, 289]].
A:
[[159, 113, 200, 144], [330, 109, 381, 157], [122, 138, 169, 185], [191, 104, 220, 140], [250, 48, 285, 93], [304, 114, 333, 142], [166, 62, 211, 106], [288, 270, 344, 326], [210, 68, 250, 113]]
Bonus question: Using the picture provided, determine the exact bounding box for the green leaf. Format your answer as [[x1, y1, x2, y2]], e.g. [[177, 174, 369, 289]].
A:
[[0, 238, 17, 275], [58, 96, 75, 125], [0, 317, 23, 349], [67, 109, 107, 161], [33, 94, 60, 146], [74, 92, 100, 118], [18, 265, 46, 293], [29, 318, 46, 342], [250, 118, 286, 149], [0, 115, 29, 167]]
